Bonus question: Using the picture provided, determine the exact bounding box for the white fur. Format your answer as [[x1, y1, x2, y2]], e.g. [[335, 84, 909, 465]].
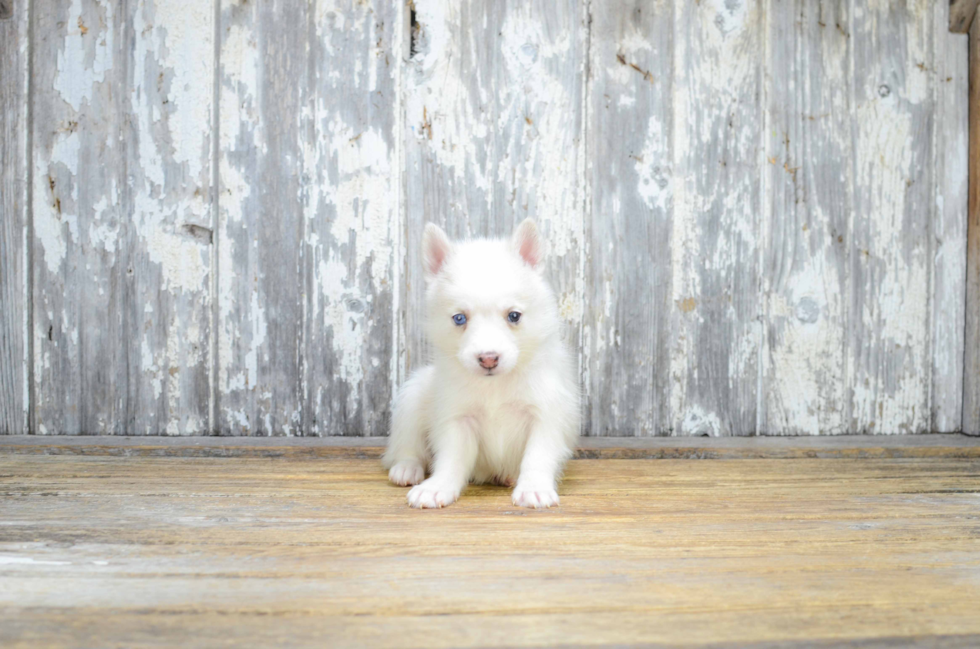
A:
[[383, 219, 580, 509]]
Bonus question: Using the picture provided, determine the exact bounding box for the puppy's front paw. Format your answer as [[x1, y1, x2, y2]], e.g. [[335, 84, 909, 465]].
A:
[[407, 479, 460, 509], [512, 479, 559, 509], [389, 460, 425, 486]]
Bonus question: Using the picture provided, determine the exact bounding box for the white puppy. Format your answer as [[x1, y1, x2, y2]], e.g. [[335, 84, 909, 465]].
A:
[[383, 218, 580, 509]]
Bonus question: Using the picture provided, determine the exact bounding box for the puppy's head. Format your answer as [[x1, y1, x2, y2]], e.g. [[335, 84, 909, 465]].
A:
[[422, 219, 557, 377]]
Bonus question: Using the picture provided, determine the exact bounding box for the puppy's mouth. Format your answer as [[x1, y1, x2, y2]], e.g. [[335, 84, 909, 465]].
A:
[[484, 369, 495, 377]]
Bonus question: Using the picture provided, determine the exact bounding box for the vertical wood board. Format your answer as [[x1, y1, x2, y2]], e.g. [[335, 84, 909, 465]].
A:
[[965, 16, 980, 435], [584, 0, 674, 436], [216, 0, 311, 435], [932, 2, 969, 433], [31, 0, 213, 435], [303, 0, 403, 436], [763, 0, 851, 435], [667, 0, 763, 436], [847, 0, 934, 434], [217, 0, 401, 435], [0, 0, 29, 433]]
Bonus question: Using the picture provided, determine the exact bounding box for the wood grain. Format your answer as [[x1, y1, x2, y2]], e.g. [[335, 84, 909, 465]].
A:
[[763, 0, 851, 435], [31, 0, 214, 434], [848, 1, 935, 434], [933, 3, 970, 432], [301, 0, 403, 436], [669, 0, 763, 436], [216, 0, 401, 436], [216, 0, 310, 435], [2, 453, 980, 647], [966, 16, 980, 435], [0, 0, 28, 433], [584, 0, 673, 436]]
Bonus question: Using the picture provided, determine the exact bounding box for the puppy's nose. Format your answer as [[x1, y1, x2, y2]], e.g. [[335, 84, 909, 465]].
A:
[[478, 353, 499, 370]]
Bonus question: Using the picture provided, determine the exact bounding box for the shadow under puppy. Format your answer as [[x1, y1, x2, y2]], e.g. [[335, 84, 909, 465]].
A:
[[383, 219, 580, 509]]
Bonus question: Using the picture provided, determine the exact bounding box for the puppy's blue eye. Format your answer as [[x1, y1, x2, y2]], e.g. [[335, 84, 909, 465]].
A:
[[452, 313, 467, 326], [508, 311, 522, 324]]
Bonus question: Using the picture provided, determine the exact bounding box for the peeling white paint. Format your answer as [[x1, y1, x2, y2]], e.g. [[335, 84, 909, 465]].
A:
[[327, 123, 393, 282], [88, 195, 118, 254], [20, 0, 965, 438], [852, 91, 929, 432], [244, 289, 267, 392], [34, 130, 82, 275], [635, 115, 670, 213], [142, 225, 209, 294], [29, 0, 215, 434], [679, 406, 722, 437], [220, 24, 261, 154], [142, 336, 162, 400], [154, 0, 213, 182], [768, 253, 847, 435], [498, 7, 581, 274], [217, 5, 260, 422], [405, 0, 491, 197], [54, 0, 114, 112]]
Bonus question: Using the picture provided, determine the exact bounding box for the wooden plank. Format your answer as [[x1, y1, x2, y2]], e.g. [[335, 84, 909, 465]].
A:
[[31, 0, 214, 434], [217, 0, 401, 436], [5, 434, 979, 459], [669, 0, 763, 436], [2, 454, 980, 647], [932, 5, 970, 432], [763, 0, 851, 435], [402, 0, 586, 383], [966, 16, 980, 435], [847, 1, 935, 434], [0, 0, 29, 433], [302, 0, 403, 436], [949, 0, 980, 33], [760, 3, 965, 436], [216, 0, 310, 434], [584, 0, 673, 436]]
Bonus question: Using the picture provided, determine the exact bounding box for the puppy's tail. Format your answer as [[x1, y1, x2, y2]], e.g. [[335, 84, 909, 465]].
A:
[[382, 365, 435, 469]]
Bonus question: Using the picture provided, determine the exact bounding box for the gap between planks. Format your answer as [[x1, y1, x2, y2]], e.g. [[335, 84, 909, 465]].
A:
[[1, 434, 979, 460]]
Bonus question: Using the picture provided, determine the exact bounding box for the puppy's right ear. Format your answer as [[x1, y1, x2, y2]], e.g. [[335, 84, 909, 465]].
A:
[[422, 223, 452, 280], [511, 218, 543, 270]]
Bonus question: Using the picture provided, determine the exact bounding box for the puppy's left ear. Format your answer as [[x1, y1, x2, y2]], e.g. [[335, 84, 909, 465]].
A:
[[512, 218, 543, 270]]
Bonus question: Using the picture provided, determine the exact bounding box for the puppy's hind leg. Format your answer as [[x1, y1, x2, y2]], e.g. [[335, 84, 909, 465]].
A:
[[383, 367, 435, 486]]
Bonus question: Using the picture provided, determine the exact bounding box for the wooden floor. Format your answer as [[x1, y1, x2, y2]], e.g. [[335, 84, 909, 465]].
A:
[[2, 438, 980, 647]]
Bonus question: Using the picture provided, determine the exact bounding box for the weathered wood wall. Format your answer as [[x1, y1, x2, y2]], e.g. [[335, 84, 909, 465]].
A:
[[0, 0, 972, 436]]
